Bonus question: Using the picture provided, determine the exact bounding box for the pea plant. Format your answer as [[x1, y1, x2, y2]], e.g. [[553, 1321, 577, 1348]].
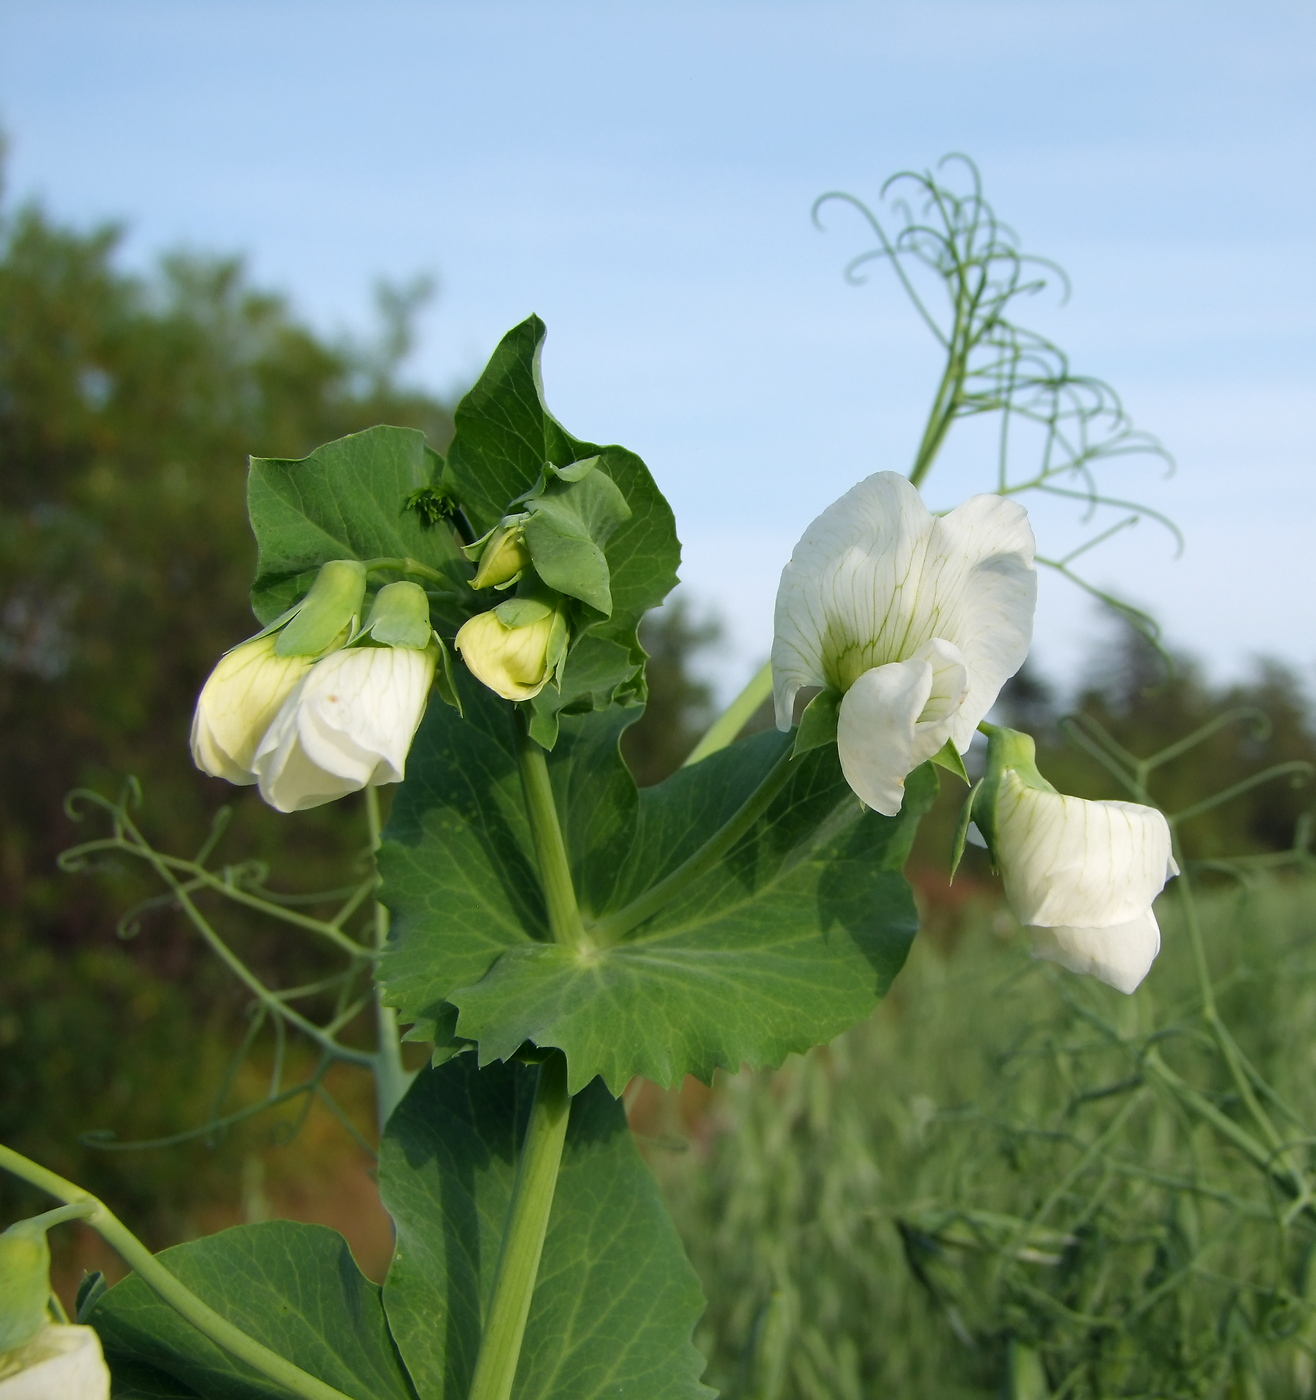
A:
[[1, 158, 1179, 1400]]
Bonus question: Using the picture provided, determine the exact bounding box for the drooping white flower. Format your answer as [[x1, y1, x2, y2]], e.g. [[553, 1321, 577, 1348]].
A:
[[253, 643, 436, 812], [993, 769, 1177, 993], [0, 1325, 110, 1400], [773, 472, 1036, 815], [190, 634, 313, 784]]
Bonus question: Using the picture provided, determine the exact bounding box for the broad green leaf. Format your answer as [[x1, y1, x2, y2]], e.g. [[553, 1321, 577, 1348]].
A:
[[102, 1355, 203, 1398], [446, 317, 679, 714], [380, 678, 933, 1094], [521, 464, 632, 614], [88, 1221, 416, 1400], [379, 1057, 711, 1400], [247, 426, 467, 624]]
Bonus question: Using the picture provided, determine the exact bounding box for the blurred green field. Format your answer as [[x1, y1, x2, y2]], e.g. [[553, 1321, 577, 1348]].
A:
[[645, 876, 1316, 1399]]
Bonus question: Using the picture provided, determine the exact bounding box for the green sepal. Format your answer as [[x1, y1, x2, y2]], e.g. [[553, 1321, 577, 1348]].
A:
[[0, 1217, 53, 1352], [358, 580, 432, 649], [949, 778, 983, 882], [431, 634, 464, 716], [527, 703, 561, 751], [793, 689, 840, 757], [930, 738, 970, 784], [974, 722, 1057, 856], [492, 596, 554, 628], [273, 559, 366, 657]]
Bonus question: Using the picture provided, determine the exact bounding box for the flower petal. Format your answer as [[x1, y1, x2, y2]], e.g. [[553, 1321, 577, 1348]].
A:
[[995, 772, 1175, 928], [932, 494, 1037, 751], [190, 635, 312, 783], [771, 472, 1035, 739], [253, 646, 435, 812], [836, 637, 966, 817], [1028, 909, 1162, 994]]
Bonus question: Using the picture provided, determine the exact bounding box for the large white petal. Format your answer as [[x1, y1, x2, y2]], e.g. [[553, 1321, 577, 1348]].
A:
[[835, 638, 966, 816], [0, 1324, 110, 1400], [1027, 909, 1162, 994], [995, 773, 1175, 928], [773, 472, 935, 728], [929, 494, 1037, 751], [771, 472, 1035, 737], [190, 636, 311, 783], [252, 647, 435, 812]]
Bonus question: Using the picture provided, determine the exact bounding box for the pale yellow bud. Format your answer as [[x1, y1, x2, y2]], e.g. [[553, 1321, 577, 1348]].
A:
[[190, 634, 314, 784], [470, 522, 532, 590], [455, 599, 566, 701]]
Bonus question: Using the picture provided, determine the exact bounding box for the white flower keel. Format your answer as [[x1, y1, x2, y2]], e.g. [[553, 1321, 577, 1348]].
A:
[[254, 644, 437, 812]]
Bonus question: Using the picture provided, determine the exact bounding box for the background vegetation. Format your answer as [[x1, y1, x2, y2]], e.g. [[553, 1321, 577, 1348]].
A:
[[4, 168, 1316, 1395]]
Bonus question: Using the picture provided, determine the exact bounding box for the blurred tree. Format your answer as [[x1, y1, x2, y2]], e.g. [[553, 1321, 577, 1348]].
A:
[[0, 158, 455, 1233], [622, 597, 724, 785]]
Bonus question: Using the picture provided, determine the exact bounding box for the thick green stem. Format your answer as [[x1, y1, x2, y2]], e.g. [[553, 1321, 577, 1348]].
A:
[[466, 1054, 571, 1400], [0, 1145, 355, 1400], [516, 732, 588, 951], [683, 661, 773, 768], [365, 785, 415, 1134]]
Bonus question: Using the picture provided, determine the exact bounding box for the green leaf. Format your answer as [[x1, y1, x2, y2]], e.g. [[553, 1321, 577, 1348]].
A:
[[444, 317, 679, 709], [949, 778, 982, 882], [247, 425, 468, 625], [929, 738, 970, 784], [521, 464, 632, 615], [380, 680, 932, 1094], [378, 1058, 711, 1400], [87, 1221, 417, 1400]]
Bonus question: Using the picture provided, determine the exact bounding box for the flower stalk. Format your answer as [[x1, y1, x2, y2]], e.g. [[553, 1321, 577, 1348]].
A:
[[465, 1053, 572, 1400], [0, 1146, 355, 1400]]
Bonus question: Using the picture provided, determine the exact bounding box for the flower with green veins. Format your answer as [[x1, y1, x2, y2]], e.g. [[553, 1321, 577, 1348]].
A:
[[190, 558, 369, 785], [190, 634, 314, 784], [252, 582, 438, 813], [971, 725, 1178, 993], [455, 597, 568, 702], [773, 471, 1036, 815]]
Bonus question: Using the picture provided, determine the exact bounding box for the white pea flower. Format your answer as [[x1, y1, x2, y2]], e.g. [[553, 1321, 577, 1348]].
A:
[[253, 643, 437, 812], [190, 634, 313, 784], [971, 726, 1178, 994], [0, 1325, 110, 1400], [773, 471, 1036, 815], [994, 770, 1177, 993]]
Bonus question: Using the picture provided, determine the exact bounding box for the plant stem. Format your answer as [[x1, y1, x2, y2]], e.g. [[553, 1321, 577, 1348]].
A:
[[0, 1145, 355, 1400], [516, 730, 588, 951], [365, 785, 415, 1134], [683, 661, 773, 768], [466, 1054, 571, 1400]]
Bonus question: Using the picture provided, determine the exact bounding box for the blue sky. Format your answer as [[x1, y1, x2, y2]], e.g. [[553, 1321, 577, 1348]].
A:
[[2, 0, 1312, 697]]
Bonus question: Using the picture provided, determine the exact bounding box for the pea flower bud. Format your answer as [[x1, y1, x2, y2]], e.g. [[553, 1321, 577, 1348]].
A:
[[971, 726, 1178, 993], [455, 598, 567, 701], [467, 519, 531, 591], [190, 634, 313, 784], [252, 584, 438, 813]]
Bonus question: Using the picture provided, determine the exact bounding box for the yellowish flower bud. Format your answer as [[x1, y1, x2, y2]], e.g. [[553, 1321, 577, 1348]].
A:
[[190, 634, 313, 784], [455, 599, 566, 701], [470, 521, 532, 591]]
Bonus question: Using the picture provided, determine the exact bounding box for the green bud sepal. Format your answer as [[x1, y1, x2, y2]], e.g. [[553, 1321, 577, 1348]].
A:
[[271, 559, 368, 657]]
